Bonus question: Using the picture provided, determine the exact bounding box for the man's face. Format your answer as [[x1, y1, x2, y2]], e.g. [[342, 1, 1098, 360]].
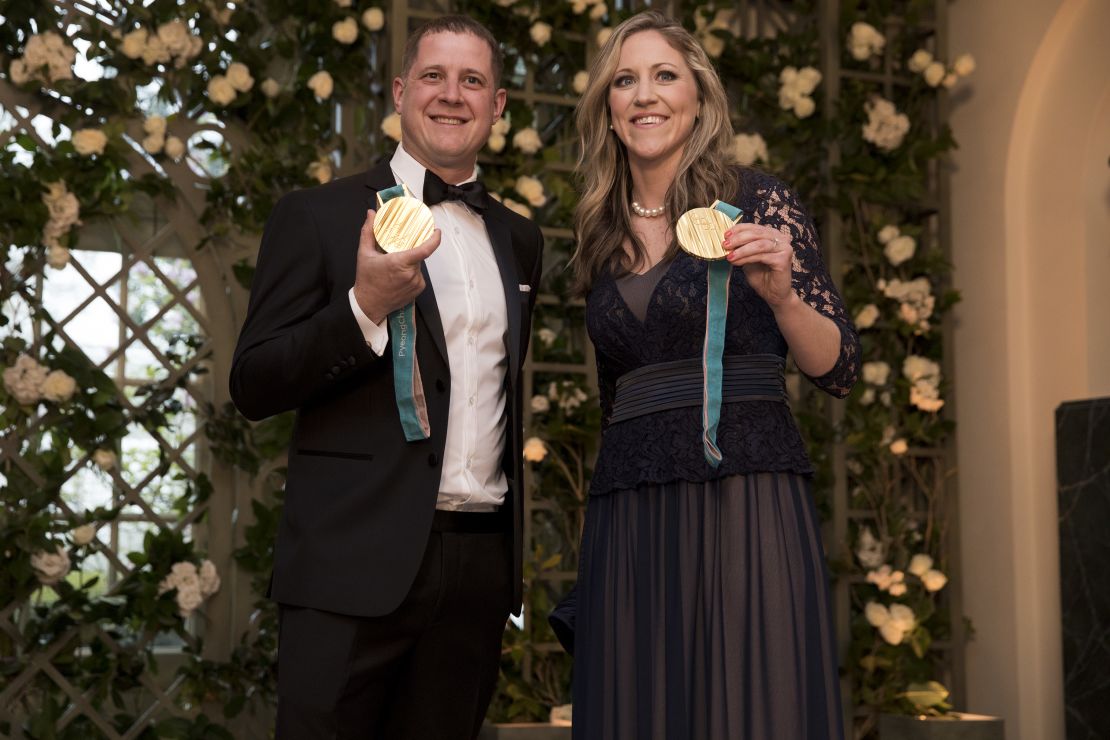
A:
[[393, 31, 506, 178]]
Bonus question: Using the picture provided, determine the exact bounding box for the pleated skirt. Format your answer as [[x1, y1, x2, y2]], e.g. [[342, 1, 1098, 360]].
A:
[[571, 473, 845, 740]]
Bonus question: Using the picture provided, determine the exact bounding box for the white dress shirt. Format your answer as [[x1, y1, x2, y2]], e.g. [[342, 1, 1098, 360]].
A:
[[348, 145, 509, 511]]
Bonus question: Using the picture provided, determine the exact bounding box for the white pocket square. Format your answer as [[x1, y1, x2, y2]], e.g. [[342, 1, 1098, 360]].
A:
[[518, 284, 532, 293]]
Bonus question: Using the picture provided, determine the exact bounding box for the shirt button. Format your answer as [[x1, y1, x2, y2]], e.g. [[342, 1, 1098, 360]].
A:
[[427, 453, 439, 467], [468, 395, 476, 406], [467, 335, 476, 345]]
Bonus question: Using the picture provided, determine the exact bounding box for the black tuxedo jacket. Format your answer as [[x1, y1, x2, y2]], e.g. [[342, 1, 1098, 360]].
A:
[[230, 159, 543, 617]]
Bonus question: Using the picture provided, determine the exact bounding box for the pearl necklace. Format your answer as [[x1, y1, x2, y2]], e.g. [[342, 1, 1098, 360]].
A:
[[631, 201, 665, 218]]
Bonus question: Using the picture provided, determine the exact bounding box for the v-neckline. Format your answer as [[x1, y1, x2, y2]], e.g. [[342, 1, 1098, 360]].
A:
[[610, 254, 683, 329]]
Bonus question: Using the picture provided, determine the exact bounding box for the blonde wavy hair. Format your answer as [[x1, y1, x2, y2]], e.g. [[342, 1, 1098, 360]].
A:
[[570, 10, 737, 296]]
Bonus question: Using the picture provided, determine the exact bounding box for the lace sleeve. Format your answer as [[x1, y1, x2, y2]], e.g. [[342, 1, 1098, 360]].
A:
[[752, 179, 860, 398]]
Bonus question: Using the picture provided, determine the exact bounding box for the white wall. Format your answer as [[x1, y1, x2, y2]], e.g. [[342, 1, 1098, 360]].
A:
[[948, 0, 1110, 738]]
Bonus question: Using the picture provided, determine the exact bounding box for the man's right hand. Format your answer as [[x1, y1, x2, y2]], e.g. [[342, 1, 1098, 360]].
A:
[[353, 209, 442, 323]]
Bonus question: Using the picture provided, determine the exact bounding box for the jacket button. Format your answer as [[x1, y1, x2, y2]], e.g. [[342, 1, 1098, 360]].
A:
[[427, 453, 439, 467], [324, 373, 334, 381], [435, 379, 446, 393], [331, 365, 341, 374], [347, 355, 356, 364]]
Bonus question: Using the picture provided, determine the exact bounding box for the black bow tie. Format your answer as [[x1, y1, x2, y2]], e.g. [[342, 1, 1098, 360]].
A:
[[423, 170, 489, 213]]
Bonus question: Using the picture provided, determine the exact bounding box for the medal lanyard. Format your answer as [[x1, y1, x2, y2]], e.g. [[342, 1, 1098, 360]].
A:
[[378, 183, 431, 442], [701, 200, 742, 467]]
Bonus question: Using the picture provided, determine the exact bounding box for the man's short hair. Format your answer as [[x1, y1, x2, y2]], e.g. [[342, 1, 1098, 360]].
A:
[[400, 15, 504, 88]]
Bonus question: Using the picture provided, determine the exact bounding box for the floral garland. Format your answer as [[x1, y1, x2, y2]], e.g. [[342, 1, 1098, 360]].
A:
[[1, 1, 970, 736]]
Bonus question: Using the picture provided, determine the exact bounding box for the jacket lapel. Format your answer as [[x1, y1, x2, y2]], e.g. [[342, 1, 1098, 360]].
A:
[[365, 161, 449, 365], [485, 214, 521, 387]]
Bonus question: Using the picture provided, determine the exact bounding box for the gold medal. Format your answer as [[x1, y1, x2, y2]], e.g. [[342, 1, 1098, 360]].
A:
[[373, 184, 436, 254], [675, 200, 740, 261]]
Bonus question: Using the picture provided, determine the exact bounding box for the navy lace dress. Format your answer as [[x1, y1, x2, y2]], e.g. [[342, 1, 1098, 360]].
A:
[[568, 171, 859, 740]]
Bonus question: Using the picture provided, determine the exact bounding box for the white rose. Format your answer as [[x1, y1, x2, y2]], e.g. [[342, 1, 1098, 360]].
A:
[[502, 197, 533, 220], [175, 583, 204, 617], [902, 355, 940, 383], [854, 304, 879, 329], [380, 111, 402, 142], [523, 436, 547, 462], [308, 70, 334, 100], [332, 17, 359, 45], [141, 35, 170, 66], [41, 369, 76, 403], [144, 115, 167, 136], [862, 361, 890, 386], [531, 395, 551, 413], [862, 97, 909, 152], [877, 224, 900, 244], [120, 28, 148, 59], [942, 73, 958, 89], [888, 582, 907, 597], [72, 128, 108, 156], [71, 523, 96, 546], [514, 175, 546, 207], [306, 158, 333, 184], [910, 381, 945, 412], [596, 28, 613, 48], [537, 328, 557, 347], [226, 62, 254, 92], [880, 391, 892, 407], [922, 569, 948, 592], [512, 127, 543, 154], [884, 234, 916, 266], [572, 71, 589, 94], [198, 559, 221, 596], [953, 53, 975, 77], [864, 601, 889, 627], [732, 132, 768, 166], [31, 547, 71, 585], [164, 136, 185, 161], [207, 75, 237, 106], [9, 59, 30, 85], [793, 96, 816, 119], [570, 0, 588, 13], [170, 561, 200, 592], [859, 388, 875, 405], [530, 22, 552, 47], [848, 22, 884, 61], [923, 61, 945, 87], [334, 0, 353, 6], [156, 20, 192, 59], [889, 603, 916, 632], [879, 620, 906, 645], [907, 553, 933, 577], [46, 245, 71, 270], [260, 78, 281, 98], [867, 564, 895, 590], [492, 118, 511, 136], [487, 133, 506, 152], [3, 354, 48, 405], [362, 8, 385, 32], [796, 66, 821, 94], [92, 449, 117, 470], [889, 438, 908, 456], [907, 49, 933, 73], [141, 133, 165, 154]]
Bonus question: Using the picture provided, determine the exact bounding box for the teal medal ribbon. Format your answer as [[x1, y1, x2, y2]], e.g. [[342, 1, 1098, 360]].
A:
[[378, 183, 431, 442], [698, 201, 743, 467]]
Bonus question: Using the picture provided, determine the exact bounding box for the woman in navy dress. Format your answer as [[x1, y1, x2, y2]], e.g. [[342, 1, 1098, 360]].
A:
[[552, 11, 859, 739]]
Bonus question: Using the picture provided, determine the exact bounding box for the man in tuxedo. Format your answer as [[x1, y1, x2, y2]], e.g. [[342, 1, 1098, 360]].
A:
[[230, 14, 543, 738]]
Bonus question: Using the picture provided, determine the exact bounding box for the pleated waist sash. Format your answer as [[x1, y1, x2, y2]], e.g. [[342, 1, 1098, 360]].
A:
[[609, 354, 788, 425]]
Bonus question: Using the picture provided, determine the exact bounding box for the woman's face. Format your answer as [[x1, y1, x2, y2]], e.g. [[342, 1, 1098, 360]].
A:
[[607, 30, 700, 170]]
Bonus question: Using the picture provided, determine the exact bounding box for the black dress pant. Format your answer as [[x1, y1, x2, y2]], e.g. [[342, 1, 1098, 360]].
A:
[[276, 511, 512, 739]]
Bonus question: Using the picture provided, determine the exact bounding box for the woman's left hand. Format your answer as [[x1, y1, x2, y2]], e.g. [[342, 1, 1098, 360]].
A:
[[722, 223, 796, 309]]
